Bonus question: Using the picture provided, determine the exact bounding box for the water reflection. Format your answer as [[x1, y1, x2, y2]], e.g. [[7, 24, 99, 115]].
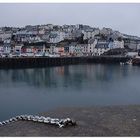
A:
[[0, 64, 134, 88], [0, 64, 140, 120]]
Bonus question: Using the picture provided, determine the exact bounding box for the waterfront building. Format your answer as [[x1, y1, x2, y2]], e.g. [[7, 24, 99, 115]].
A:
[[76, 44, 88, 55], [21, 42, 46, 54], [54, 46, 64, 55], [0, 23, 140, 57], [14, 44, 23, 53], [75, 44, 83, 56], [0, 42, 4, 54], [50, 45, 56, 54], [94, 40, 110, 56], [88, 39, 98, 55], [68, 42, 77, 55], [3, 39, 12, 53], [64, 45, 69, 55]]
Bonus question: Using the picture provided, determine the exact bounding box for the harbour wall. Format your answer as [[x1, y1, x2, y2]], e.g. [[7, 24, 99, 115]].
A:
[[0, 56, 130, 69]]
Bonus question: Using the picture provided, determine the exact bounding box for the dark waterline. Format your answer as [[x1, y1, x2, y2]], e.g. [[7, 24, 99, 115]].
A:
[[0, 64, 140, 121]]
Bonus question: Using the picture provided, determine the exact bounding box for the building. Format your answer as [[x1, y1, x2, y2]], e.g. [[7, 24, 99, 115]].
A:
[[21, 42, 46, 54], [0, 41, 4, 54], [137, 44, 140, 51], [64, 45, 69, 54], [88, 39, 98, 55], [94, 41, 110, 56], [0, 31, 12, 41], [77, 44, 88, 55], [14, 30, 38, 43], [49, 31, 70, 43], [54, 46, 65, 56], [3, 39, 12, 53], [14, 44, 23, 53], [68, 43, 77, 55], [82, 28, 100, 40], [49, 45, 56, 54], [75, 44, 83, 56], [108, 40, 124, 49], [123, 36, 140, 50], [49, 34, 59, 43]]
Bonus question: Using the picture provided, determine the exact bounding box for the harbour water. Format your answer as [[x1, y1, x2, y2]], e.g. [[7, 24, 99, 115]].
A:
[[0, 64, 140, 121]]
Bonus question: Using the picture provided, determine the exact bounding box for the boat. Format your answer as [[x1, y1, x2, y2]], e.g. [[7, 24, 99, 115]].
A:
[[120, 59, 133, 65]]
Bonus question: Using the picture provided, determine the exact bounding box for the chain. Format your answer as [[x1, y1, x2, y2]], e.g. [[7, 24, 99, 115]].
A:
[[0, 115, 76, 128]]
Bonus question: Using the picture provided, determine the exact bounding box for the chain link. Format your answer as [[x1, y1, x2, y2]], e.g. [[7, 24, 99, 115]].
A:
[[0, 115, 76, 128]]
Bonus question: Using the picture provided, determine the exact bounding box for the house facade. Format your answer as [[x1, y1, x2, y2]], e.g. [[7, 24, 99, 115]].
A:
[[54, 46, 64, 55], [108, 40, 124, 49], [88, 39, 98, 55], [68, 43, 77, 55], [82, 28, 100, 40], [94, 41, 110, 56], [3, 39, 12, 53]]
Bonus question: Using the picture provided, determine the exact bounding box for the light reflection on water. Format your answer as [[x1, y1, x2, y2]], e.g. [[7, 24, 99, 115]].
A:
[[0, 64, 139, 120]]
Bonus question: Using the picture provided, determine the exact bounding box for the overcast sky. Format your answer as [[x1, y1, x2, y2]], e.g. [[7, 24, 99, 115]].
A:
[[0, 3, 140, 36]]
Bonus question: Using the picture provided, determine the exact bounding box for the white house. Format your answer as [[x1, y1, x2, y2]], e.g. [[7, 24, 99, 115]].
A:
[[108, 40, 124, 49], [49, 45, 56, 54], [49, 31, 70, 43], [113, 40, 124, 49], [3, 39, 12, 53], [88, 39, 98, 55]]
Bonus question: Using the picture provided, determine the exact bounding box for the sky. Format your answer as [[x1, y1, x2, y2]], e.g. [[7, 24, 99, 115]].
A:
[[0, 3, 140, 36]]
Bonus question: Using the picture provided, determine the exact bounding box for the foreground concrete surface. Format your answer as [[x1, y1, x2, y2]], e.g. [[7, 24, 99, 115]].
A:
[[0, 105, 140, 137]]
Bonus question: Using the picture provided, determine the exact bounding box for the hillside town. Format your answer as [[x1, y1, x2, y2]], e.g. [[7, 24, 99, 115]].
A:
[[0, 24, 140, 58]]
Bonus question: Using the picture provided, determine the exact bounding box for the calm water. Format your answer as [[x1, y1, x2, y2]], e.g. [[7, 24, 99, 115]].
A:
[[0, 64, 140, 121]]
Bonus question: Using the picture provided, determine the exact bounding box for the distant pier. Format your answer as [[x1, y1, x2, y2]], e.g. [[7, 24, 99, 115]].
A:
[[0, 56, 131, 69]]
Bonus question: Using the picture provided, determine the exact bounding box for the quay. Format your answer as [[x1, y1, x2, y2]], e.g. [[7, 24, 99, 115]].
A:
[[0, 56, 131, 69], [0, 105, 140, 136]]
